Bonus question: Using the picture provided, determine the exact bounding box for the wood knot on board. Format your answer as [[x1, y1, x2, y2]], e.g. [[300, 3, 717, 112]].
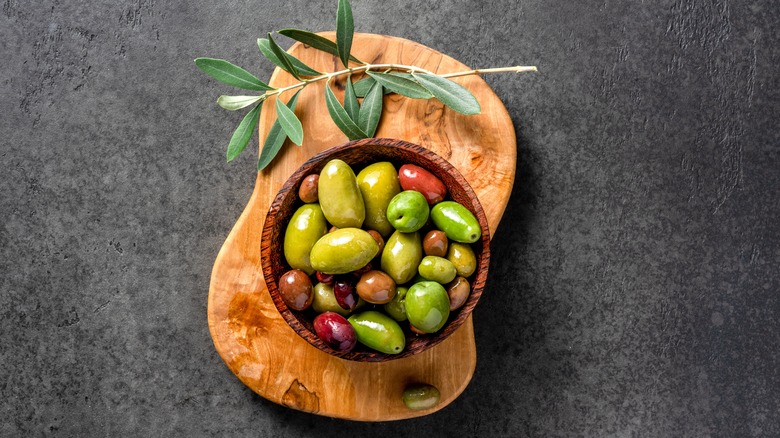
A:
[[282, 379, 320, 413]]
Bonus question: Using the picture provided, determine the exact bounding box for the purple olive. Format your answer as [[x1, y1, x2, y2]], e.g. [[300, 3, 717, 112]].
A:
[[316, 271, 335, 285], [334, 278, 358, 311], [314, 312, 357, 352]]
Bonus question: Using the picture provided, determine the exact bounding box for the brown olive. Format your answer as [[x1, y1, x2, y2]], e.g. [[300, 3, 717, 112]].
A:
[[298, 174, 319, 203], [356, 270, 397, 304], [279, 269, 313, 310], [367, 230, 385, 254], [409, 323, 426, 335], [446, 276, 470, 311], [423, 230, 448, 257], [329, 225, 339, 233]]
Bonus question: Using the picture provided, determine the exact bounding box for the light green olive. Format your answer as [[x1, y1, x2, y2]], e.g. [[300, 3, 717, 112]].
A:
[[402, 384, 441, 411], [348, 311, 406, 354], [446, 242, 477, 277], [356, 162, 400, 237], [418, 256, 457, 284], [383, 286, 408, 321], [318, 159, 365, 228], [430, 201, 481, 243], [405, 281, 450, 333], [310, 228, 379, 274], [381, 230, 422, 284], [283, 204, 328, 275]]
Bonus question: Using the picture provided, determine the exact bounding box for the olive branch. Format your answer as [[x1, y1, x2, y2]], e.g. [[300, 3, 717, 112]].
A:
[[195, 0, 537, 171]]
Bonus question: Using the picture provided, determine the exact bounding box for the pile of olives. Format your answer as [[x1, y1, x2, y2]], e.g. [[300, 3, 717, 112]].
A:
[[278, 158, 482, 355]]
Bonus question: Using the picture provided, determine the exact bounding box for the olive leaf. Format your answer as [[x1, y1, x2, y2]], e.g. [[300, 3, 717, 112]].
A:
[[335, 0, 354, 68], [366, 71, 432, 99], [257, 38, 320, 77], [344, 75, 360, 122], [195, 58, 274, 91], [358, 82, 383, 137], [258, 90, 302, 171], [412, 73, 481, 115], [324, 82, 368, 140], [275, 96, 304, 145], [278, 28, 362, 63], [266, 33, 303, 81], [216, 95, 264, 111], [353, 76, 392, 98], [226, 101, 263, 162]]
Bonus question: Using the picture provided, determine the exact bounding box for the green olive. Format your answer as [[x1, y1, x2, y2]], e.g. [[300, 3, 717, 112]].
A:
[[446, 242, 477, 277], [356, 162, 400, 237], [318, 159, 365, 228], [417, 256, 457, 284], [311, 282, 350, 316], [381, 230, 422, 284], [348, 310, 406, 354], [283, 204, 328, 275], [402, 384, 441, 411], [383, 286, 408, 321], [310, 228, 379, 274], [430, 201, 481, 243], [405, 281, 450, 333]]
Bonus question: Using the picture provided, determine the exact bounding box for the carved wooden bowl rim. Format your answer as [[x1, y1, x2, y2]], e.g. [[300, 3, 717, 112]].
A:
[[261, 138, 491, 362]]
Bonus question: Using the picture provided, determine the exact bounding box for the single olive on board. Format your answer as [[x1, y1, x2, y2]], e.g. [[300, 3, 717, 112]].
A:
[[398, 164, 447, 205], [278, 269, 314, 311], [310, 228, 379, 274], [430, 201, 482, 243], [348, 311, 406, 355], [283, 204, 328, 275], [318, 159, 366, 228], [356, 162, 400, 237], [402, 384, 441, 411]]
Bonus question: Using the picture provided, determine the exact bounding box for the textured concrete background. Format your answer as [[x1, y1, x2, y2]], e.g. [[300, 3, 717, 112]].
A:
[[1, 0, 778, 436]]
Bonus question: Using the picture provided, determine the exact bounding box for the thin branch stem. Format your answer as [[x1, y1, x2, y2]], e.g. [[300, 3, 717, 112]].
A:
[[262, 63, 538, 100]]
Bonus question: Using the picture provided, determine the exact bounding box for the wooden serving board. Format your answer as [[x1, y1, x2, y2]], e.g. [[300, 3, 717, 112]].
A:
[[208, 32, 516, 421]]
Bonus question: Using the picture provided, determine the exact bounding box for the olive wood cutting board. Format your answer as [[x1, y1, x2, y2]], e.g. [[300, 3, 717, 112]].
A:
[[207, 32, 516, 421]]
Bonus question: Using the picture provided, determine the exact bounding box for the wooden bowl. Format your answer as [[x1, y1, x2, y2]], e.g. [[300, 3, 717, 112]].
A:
[[261, 138, 491, 362]]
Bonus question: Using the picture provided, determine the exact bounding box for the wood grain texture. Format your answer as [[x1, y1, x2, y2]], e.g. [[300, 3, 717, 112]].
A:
[[260, 139, 491, 362], [208, 33, 516, 421]]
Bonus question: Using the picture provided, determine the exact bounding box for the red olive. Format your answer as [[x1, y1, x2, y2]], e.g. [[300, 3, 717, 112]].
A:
[[399, 164, 447, 205], [314, 312, 357, 352], [298, 174, 319, 203], [334, 278, 359, 311], [278, 269, 313, 311], [316, 271, 335, 285]]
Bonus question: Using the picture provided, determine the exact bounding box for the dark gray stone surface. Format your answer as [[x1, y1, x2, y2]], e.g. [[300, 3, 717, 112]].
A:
[[1, 0, 778, 436]]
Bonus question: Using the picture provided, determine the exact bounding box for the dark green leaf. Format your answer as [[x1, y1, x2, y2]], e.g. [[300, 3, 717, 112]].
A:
[[358, 82, 383, 137], [195, 58, 274, 91], [366, 71, 433, 99], [344, 75, 360, 122], [216, 95, 263, 111], [258, 91, 302, 171], [336, 0, 354, 68], [412, 73, 481, 115], [278, 29, 362, 63], [257, 38, 320, 77], [353, 76, 376, 97], [266, 33, 301, 80], [226, 102, 263, 162], [275, 96, 304, 146], [324, 82, 368, 140]]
